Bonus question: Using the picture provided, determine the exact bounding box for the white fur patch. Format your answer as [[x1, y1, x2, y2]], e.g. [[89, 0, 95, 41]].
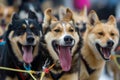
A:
[[25, 20, 29, 25], [59, 22, 75, 46], [29, 4, 35, 12], [59, 23, 67, 45], [19, 11, 28, 19], [4, 8, 8, 17]]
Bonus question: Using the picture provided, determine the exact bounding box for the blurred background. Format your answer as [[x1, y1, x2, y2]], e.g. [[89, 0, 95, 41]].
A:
[[1, 0, 120, 20]]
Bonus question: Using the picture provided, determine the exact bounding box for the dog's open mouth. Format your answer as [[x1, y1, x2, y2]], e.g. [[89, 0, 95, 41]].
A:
[[18, 42, 35, 64], [96, 43, 112, 60], [0, 23, 6, 30], [52, 41, 72, 71]]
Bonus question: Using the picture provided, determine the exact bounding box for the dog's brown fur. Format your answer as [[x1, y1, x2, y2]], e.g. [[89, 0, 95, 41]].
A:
[[41, 8, 82, 80], [73, 6, 88, 34], [0, 4, 15, 32], [59, 6, 88, 35], [80, 10, 119, 80], [105, 49, 120, 80]]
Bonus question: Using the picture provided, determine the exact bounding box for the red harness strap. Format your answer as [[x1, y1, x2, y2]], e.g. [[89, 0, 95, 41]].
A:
[[15, 66, 28, 80], [0, 39, 3, 42]]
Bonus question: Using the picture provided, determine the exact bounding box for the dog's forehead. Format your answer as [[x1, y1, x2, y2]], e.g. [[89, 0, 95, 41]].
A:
[[25, 19, 29, 25], [23, 19, 37, 27], [13, 19, 38, 29], [50, 21, 74, 29]]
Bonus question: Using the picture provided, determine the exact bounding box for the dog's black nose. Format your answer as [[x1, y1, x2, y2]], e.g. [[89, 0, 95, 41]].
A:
[[27, 36, 34, 43], [83, 23, 86, 27], [81, 23, 86, 32], [107, 40, 114, 47], [64, 36, 73, 44]]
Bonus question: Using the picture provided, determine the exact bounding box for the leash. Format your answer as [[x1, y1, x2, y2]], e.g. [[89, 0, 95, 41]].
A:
[[40, 64, 55, 80], [40, 59, 55, 80], [0, 61, 55, 80], [0, 66, 37, 80]]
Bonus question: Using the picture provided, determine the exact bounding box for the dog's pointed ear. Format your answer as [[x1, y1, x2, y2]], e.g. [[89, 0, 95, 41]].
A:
[[62, 8, 73, 22], [88, 10, 100, 26], [44, 8, 58, 23], [43, 8, 58, 34], [107, 15, 116, 25], [80, 6, 87, 17], [12, 13, 19, 22], [28, 10, 38, 21]]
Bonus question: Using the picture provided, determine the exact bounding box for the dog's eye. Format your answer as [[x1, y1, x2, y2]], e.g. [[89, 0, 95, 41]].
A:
[[54, 29, 60, 32], [31, 26, 35, 30], [31, 27, 36, 32], [7, 14, 11, 18], [69, 29, 74, 32], [98, 32, 104, 35], [15, 27, 26, 36], [31, 27, 39, 35], [110, 33, 115, 36], [15, 30, 25, 36]]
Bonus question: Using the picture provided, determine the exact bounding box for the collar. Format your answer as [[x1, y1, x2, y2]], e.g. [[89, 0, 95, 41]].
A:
[[0, 39, 6, 45], [80, 54, 96, 75], [50, 71, 64, 80], [15, 63, 31, 80], [15, 66, 28, 80]]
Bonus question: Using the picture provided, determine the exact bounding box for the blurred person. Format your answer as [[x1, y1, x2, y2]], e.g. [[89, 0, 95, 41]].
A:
[[73, 0, 91, 11]]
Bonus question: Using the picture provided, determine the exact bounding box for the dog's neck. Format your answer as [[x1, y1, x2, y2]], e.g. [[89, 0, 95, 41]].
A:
[[81, 43, 105, 69]]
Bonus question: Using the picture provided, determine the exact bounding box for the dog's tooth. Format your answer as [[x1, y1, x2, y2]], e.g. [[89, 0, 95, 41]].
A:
[[22, 46, 24, 51], [57, 49, 60, 53]]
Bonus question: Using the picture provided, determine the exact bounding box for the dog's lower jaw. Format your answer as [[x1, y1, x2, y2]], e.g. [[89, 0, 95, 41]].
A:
[[95, 43, 112, 60]]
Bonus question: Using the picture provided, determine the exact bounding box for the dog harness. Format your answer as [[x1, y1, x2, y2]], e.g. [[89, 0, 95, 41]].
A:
[[81, 54, 96, 75], [15, 66, 29, 80], [50, 71, 64, 80]]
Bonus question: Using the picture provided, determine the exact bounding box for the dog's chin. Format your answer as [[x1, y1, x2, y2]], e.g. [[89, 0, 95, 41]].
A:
[[95, 43, 112, 60], [17, 42, 35, 64]]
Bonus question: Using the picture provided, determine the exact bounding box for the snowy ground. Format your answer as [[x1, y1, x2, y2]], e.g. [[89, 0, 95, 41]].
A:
[[99, 68, 113, 80]]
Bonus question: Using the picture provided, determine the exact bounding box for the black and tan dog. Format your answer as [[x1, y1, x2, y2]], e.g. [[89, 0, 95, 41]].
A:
[[0, 11, 43, 80], [40, 8, 82, 80]]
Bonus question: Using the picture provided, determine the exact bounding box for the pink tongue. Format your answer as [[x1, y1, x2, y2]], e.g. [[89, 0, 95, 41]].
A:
[[102, 48, 110, 58], [22, 46, 33, 64], [58, 46, 72, 71], [1, 25, 5, 30]]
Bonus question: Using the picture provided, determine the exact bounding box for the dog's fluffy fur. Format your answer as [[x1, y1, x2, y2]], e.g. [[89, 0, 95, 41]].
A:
[[80, 10, 119, 80], [39, 8, 82, 80], [0, 11, 43, 80]]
